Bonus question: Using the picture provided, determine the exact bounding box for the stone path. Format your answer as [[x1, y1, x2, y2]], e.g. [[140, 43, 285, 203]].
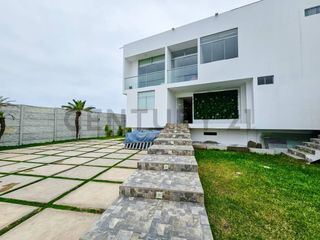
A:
[[0, 138, 144, 239], [82, 124, 213, 239]]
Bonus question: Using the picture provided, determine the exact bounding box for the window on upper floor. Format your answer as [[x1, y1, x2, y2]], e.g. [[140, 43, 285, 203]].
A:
[[200, 28, 238, 64], [138, 55, 165, 88], [305, 6, 320, 17], [138, 91, 155, 110], [258, 76, 274, 85]]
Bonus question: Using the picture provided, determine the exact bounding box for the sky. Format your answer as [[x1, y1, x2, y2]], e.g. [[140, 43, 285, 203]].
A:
[[0, 0, 257, 113]]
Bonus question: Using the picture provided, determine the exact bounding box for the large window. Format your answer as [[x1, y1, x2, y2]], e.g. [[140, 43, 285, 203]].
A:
[[138, 55, 165, 88], [138, 91, 155, 110], [200, 29, 238, 64], [305, 6, 320, 16]]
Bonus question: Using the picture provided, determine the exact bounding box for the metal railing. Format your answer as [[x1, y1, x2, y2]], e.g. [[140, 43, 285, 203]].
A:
[[168, 64, 198, 84]]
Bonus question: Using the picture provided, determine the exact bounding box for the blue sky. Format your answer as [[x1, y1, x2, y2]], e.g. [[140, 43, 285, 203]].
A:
[[0, 0, 257, 113]]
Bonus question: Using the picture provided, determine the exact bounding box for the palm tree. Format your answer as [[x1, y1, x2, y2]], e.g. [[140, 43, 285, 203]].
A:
[[0, 96, 14, 140], [62, 100, 95, 139]]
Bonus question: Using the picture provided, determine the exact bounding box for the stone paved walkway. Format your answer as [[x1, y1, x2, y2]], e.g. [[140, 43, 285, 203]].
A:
[[0, 138, 144, 240], [83, 124, 213, 239]]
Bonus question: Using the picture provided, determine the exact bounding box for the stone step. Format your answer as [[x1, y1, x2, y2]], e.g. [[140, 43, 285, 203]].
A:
[[158, 132, 191, 139], [310, 138, 320, 144], [304, 142, 320, 150], [288, 148, 308, 159], [296, 145, 317, 155], [288, 148, 320, 163], [147, 144, 194, 156], [81, 197, 213, 240], [283, 151, 305, 160], [119, 170, 204, 203], [154, 137, 193, 146], [138, 154, 198, 172]]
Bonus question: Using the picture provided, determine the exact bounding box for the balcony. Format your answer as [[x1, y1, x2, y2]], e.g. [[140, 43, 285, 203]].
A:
[[168, 64, 198, 84], [124, 70, 165, 90]]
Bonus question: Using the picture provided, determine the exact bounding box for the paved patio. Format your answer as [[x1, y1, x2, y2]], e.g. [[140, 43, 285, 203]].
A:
[[0, 139, 144, 239]]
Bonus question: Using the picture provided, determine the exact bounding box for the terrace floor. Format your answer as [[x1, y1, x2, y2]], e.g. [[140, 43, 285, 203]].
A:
[[0, 138, 146, 239]]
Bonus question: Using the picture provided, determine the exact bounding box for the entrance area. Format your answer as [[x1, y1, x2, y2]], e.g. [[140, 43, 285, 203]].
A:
[[177, 97, 193, 124]]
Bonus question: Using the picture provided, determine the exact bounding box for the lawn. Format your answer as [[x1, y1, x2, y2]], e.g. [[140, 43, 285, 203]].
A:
[[196, 150, 320, 240]]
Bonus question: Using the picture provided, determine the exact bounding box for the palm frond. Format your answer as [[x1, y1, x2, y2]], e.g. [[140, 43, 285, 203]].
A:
[[62, 99, 95, 112]]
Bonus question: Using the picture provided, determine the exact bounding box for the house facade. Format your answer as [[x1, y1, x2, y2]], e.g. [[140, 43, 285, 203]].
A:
[[123, 0, 320, 147]]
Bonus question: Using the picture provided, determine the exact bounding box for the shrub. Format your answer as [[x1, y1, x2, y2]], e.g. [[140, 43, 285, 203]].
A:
[[117, 126, 124, 137], [104, 125, 113, 137]]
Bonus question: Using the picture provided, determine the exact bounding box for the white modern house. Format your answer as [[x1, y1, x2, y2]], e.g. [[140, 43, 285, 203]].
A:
[[123, 0, 320, 147]]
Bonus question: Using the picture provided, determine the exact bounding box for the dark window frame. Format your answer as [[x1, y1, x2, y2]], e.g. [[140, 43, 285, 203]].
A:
[[257, 76, 274, 86], [305, 6, 320, 16]]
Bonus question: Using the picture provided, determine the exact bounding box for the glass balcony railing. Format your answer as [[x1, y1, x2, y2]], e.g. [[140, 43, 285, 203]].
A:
[[124, 71, 165, 90], [168, 64, 198, 84]]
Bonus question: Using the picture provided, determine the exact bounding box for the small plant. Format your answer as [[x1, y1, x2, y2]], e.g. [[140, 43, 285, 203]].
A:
[[62, 100, 95, 139], [125, 127, 132, 134], [0, 96, 14, 140], [117, 126, 124, 136], [104, 125, 113, 137]]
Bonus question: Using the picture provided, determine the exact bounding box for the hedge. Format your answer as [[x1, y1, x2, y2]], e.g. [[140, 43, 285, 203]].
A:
[[194, 90, 239, 120]]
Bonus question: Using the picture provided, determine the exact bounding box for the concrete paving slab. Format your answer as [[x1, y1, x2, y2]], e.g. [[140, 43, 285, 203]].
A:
[[58, 146, 82, 151], [94, 148, 118, 153], [56, 182, 120, 209], [0, 149, 43, 154], [0, 208, 100, 240], [2, 178, 82, 203], [116, 149, 139, 154], [79, 152, 107, 158], [116, 160, 138, 169], [56, 166, 106, 179], [20, 164, 74, 176], [28, 156, 68, 164], [95, 168, 136, 182], [76, 147, 100, 152], [84, 158, 121, 167], [0, 175, 42, 194], [0, 163, 43, 173], [56, 151, 84, 157], [128, 154, 145, 160], [0, 161, 15, 167], [0, 153, 23, 160], [0, 202, 37, 230], [3, 154, 44, 162], [35, 150, 64, 155], [108, 145, 123, 149], [57, 157, 94, 165], [105, 153, 131, 159]]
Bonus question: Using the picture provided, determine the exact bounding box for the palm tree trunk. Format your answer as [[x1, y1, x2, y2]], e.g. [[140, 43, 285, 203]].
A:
[[75, 111, 81, 139], [0, 117, 5, 140]]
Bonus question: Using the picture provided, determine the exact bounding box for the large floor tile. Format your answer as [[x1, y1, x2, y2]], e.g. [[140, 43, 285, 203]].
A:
[[0, 163, 43, 173], [57, 157, 94, 165], [116, 160, 138, 169], [105, 153, 131, 159], [28, 156, 68, 164], [56, 151, 84, 157], [19, 164, 74, 176], [0, 208, 99, 240], [84, 158, 121, 167], [95, 168, 135, 182], [35, 150, 64, 155], [0, 202, 37, 230], [2, 178, 82, 203], [79, 152, 107, 158], [94, 148, 118, 153], [55, 182, 120, 209], [56, 166, 105, 179], [0, 161, 15, 167], [0, 153, 24, 160], [0, 175, 42, 194], [2, 154, 42, 162]]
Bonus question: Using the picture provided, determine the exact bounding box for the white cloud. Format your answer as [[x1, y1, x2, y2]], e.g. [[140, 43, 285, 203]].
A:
[[0, 0, 257, 112]]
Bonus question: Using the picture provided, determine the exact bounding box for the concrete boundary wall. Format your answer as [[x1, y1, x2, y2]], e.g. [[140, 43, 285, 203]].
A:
[[0, 105, 126, 146]]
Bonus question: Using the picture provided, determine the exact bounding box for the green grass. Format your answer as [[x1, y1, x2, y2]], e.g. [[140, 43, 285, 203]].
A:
[[196, 150, 320, 240], [0, 136, 124, 151]]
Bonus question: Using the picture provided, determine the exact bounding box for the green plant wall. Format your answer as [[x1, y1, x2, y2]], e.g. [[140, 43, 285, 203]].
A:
[[194, 90, 239, 120]]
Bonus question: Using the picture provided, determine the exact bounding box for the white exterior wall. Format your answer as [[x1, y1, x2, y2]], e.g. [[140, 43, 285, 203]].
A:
[[123, 0, 320, 143]]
